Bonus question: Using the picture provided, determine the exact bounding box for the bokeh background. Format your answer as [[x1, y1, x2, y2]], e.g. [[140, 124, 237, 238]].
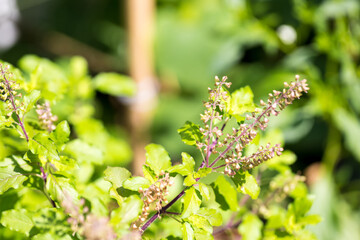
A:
[[1, 0, 360, 239]]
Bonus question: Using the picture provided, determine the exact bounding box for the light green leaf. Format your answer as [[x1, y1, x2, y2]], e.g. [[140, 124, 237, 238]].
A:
[[228, 86, 256, 121], [194, 167, 212, 178], [182, 187, 201, 218], [194, 227, 213, 240], [187, 214, 212, 233], [46, 174, 79, 203], [111, 195, 142, 226], [198, 183, 211, 201], [184, 174, 197, 186], [182, 222, 194, 240], [33, 233, 72, 240], [123, 176, 151, 191], [213, 175, 238, 211], [233, 171, 260, 199], [93, 72, 135, 97], [23, 90, 41, 114], [168, 152, 195, 176], [145, 144, 172, 175], [29, 133, 60, 165], [50, 120, 70, 151], [104, 167, 132, 188], [0, 165, 27, 194], [65, 139, 104, 164], [238, 213, 263, 240], [0, 209, 34, 236], [177, 121, 203, 146], [196, 208, 222, 226], [142, 165, 157, 183], [51, 156, 78, 174]]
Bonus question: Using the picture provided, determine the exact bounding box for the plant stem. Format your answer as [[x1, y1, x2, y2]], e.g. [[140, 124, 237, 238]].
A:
[[40, 165, 56, 208], [1, 66, 29, 142], [140, 188, 186, 233], [140, 161, 207, 234], [209, 92, 285, 169]]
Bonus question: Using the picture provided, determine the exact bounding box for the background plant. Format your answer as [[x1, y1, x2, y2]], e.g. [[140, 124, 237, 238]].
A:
[[1, 60, 318, 239], [1, 0, 359, 239]]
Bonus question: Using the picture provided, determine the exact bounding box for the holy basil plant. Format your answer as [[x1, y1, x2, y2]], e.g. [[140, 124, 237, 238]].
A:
[[0, 58, 319, 240]]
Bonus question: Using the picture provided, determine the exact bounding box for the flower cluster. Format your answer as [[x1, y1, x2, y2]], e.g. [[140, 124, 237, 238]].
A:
[[0, 63, 24, 117], [132, 171, 174, 230], [36, 101, 58, 132], [198, 76, 231, 158], [61, 197, 116, 240], [199, 75, 309, 176]]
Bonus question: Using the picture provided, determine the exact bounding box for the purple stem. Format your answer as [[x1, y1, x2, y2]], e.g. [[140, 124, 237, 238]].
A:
[[40, 165, 56, 207], [208, 92, 286, 169], [1, 67, 29, 142], [140, 161, 207, 234]]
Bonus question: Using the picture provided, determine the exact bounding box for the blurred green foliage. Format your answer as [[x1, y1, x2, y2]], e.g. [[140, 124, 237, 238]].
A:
[[0, 0, 359, 239]]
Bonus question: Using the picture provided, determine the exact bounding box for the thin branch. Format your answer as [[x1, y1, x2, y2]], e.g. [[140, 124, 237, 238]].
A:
[[0, 66, 29, 142]]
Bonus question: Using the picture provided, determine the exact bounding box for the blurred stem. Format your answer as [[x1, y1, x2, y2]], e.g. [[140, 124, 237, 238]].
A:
[[126, 0, 157, 176], [322, 125, 341, 172]]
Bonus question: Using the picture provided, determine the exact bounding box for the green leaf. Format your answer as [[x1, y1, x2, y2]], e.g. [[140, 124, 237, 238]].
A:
[[0, 209, 34, 236], [111, 195, 142, 226], [23, 90, 41, 114], [233, 171, 260, 199], [194, 167, 212, 179], [238, 213, 263, 240], [142, 165, 157, 183], [65, 139, 104, 164], [198, 183, 211, 201], [194, 228, 213, 240], [29, 133, 60, 165], [104, 167, 132, 188], [123, 176, 151, 191], [0, 164, 28, 194], [196, 208, 222, 226], [182, 222, 194, 240], [291, 196, 315, 218], [168, 152, 195, 176], [184, 174, 197, 186], [213, 175, 238, 211], [228, 86, 256, 121], [46, 174, 79, 203], [93, 72, 135, 97], [145, 144, 172, 175], [50, 120, 70, 151], [187, 214, 212, 233], [182, 187, 201, 218], [177, 121, 203, 146], [50, 156, 78, 175]]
